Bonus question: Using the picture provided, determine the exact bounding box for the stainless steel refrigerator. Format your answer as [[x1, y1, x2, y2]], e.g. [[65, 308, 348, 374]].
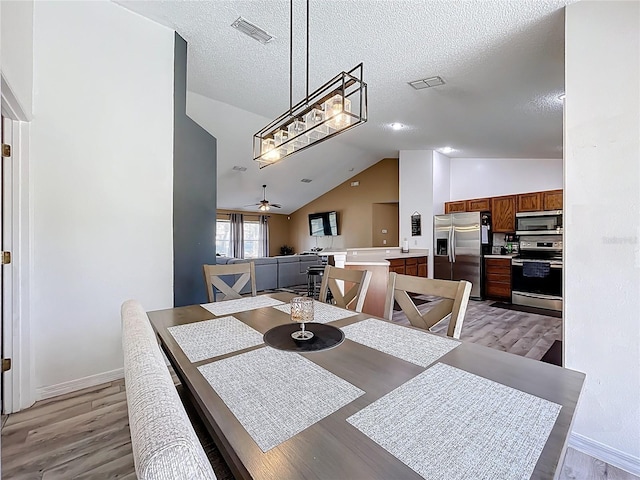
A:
[[434, 212, 491, 299]]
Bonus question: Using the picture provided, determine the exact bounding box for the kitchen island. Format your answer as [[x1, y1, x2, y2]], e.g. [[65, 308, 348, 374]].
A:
[[340, 248, 429, 317]]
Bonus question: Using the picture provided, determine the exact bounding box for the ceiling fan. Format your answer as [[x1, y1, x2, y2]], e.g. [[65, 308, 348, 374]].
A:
[[246, 184, 282, 211]]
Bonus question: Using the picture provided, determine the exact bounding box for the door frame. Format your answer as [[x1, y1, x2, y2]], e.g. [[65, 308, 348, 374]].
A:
[[1, 73, 33, 413]]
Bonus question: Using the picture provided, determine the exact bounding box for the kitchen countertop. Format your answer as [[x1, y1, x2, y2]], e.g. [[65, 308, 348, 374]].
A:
[[484, 254, 517, 259], [344, 249, 429, 266], [384, 252, 429, 260]]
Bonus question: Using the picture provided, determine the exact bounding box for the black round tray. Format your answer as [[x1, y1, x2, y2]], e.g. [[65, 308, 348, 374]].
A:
[[263, 323, 344, 352]]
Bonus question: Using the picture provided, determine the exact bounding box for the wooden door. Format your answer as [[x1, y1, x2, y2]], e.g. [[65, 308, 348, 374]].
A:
[[543, 190, 563, 210], [517, 192, 543, 212], [466, 198, 490, 212], [492, 196, 516, 232], [444, 201, 466, 214]]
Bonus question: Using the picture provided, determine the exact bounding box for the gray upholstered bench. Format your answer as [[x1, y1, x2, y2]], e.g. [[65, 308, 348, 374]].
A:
[[121, 300, 217, 480]]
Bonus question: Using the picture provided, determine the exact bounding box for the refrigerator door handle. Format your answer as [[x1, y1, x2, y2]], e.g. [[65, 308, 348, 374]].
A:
[[451, 227, 456, 263]]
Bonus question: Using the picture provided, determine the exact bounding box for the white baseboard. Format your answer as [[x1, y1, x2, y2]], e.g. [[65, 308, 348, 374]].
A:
[[569, 432, 640, 476], [35, 368, 125, 401]]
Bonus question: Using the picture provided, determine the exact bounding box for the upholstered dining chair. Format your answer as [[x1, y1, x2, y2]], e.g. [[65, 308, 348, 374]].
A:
[[383, 273, 472, 339], [318, 266, 372, 313], [202, 262, 257, 302]]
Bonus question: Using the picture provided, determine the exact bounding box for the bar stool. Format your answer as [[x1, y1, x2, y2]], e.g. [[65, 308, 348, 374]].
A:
[[307, 265, 325, 299]]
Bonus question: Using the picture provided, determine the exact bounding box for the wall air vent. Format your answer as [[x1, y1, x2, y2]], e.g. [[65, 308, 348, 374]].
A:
[[300, 178, 312, 183], [231, 17, 275, 44], [232, 165, 247, 172], [408, 76, 446, 90]]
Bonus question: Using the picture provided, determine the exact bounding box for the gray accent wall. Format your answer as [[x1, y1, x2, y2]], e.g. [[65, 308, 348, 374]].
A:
[[173, 33, 217, 306]]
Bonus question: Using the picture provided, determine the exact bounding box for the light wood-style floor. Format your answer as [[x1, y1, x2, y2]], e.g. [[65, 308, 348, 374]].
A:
[[2, 301, 636, 479], [393, 298, 563, 361]]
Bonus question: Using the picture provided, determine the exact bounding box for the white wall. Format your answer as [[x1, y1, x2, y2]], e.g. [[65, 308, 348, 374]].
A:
[[565, 0, 640, 473], [450, 158, 562, 200], [432, 151, 451, 216], [399, 150, 433, 273], [31, 1, 175, 391], [1, 0, 34, 118]]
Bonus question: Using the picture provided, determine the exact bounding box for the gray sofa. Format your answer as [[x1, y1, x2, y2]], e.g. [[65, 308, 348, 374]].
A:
[[215, 254, 321, 294]]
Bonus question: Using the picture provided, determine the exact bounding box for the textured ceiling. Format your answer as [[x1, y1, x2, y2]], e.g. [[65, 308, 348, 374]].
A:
[[115, 0, 572, 214]]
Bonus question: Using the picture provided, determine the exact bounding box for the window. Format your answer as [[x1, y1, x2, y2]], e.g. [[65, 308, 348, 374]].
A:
[[215, 219, 231, 257], [243, 220, 260, 258], [215, 218, 262, 258]]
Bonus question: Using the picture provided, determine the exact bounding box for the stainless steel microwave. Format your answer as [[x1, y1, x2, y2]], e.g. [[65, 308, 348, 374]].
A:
[[515, 210, 563, 235]]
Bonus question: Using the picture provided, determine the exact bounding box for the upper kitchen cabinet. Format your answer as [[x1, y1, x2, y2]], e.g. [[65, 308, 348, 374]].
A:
[[543, 189, 563, 210], [517, 192, 543, 212], [444, 201, 466, 213], [466, 198, 491, 212], [492, 195, 516, 232]]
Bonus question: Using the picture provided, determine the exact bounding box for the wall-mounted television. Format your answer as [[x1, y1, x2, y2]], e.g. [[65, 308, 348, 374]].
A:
[[309, 211, 339, 236]]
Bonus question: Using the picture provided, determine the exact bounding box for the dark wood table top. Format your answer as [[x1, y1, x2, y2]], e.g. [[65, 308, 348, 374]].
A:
[[148, 292, 584, 480]]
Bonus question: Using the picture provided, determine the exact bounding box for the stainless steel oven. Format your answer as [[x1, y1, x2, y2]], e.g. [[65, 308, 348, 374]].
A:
[[512, 235, 563, 311], [516, 210, 562, 236]]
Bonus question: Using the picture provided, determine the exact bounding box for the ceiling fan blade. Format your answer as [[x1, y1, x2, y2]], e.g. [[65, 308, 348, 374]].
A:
[[270, 204, 282, 208], [242, 203, 262, 207]]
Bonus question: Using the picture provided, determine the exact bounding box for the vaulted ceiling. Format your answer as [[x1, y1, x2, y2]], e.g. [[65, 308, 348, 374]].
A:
[[116, 0, 572, 214]]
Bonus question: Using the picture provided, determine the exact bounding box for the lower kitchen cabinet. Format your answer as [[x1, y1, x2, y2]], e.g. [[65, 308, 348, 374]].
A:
[[485, 257, 512, 300], [388, 256, 428, 277], [417, 256, 427, 277], [389, 258, 405, 274]]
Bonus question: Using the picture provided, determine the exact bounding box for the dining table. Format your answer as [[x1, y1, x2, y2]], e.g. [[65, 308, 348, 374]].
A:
[[147, 292, 585, 480]]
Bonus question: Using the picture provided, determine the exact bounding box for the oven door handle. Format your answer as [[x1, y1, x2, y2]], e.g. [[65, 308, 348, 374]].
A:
[[512, 259, 563, 268]]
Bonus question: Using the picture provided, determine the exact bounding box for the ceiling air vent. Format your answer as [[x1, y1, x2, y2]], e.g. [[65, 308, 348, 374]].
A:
[[232, 165, 247, 172], [408, 76, 446, 90], [231, 17, 275, 44], [300, 178, 312, 183]]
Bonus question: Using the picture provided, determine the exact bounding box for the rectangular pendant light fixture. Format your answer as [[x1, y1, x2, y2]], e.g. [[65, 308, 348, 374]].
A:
[[253, 64, 367, 168], [252, 0, 367, 168]]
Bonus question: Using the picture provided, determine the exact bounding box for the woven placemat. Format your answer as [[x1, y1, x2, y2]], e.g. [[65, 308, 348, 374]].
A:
[[200, 296, 284, 316], [168, 316, 263, 362], [342, 318, 459, 367], [273, 300, 357, 324], [347, 363, 562, 480], [198, 347, 364, 452]]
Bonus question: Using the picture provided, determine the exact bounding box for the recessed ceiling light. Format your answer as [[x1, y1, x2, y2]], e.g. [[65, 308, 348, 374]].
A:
[[300, 178, 312, 183], [232, 165, 247, 172], [439, 146, 454, 154], [390, 123, 404, 130]]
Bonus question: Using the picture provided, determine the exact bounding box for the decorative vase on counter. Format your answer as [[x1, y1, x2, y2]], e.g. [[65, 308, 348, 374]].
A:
[[402, 238, 409, 253]]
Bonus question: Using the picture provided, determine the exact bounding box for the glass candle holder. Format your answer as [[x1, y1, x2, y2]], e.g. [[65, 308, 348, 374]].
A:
[[290, 297, 314, 340]]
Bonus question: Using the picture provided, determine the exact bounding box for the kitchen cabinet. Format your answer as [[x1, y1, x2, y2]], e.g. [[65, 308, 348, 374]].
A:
[[388, 256, 428, 277], [543, 189, 563, 210], [485, 258, 511, 300], [466, 198, 491, 212], [517, 192, 543, 212], [491, 196, 516, 233], [444, 201, 466, 214], [389, 258, 405, 275], [405, 257, 418, 276], [417, 256, 427, 277]]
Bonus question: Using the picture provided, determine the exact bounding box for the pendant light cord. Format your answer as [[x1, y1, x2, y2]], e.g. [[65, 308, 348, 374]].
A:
[[289, 0, 311, 112], [306, 0, 309, 102], [289, 0, 293, 114]]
